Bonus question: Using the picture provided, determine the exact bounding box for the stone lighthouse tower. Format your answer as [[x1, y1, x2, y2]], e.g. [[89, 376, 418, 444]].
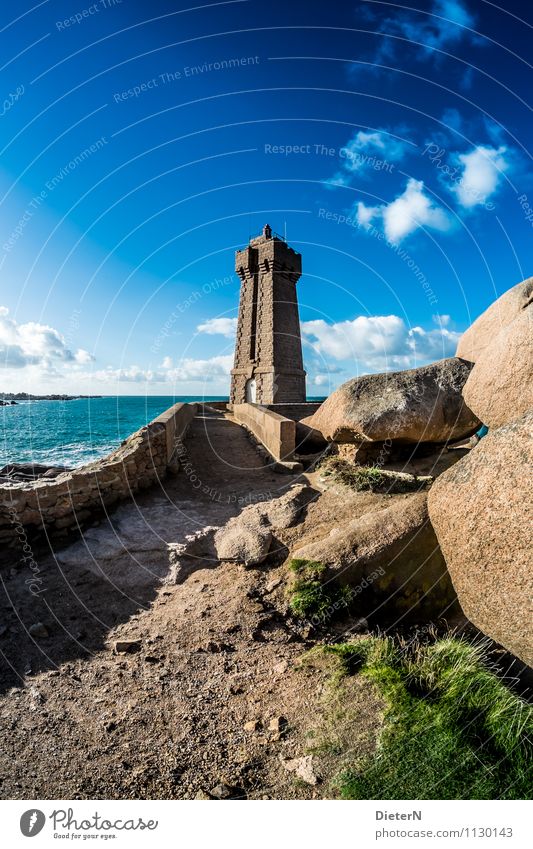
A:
[[230, 225, 306, 405]]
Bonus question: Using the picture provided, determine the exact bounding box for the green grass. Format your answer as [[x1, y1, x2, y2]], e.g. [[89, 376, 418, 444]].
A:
[[288, 559, 352, 625], [322, 636, 533, 800], [319, 457, 431, 493]]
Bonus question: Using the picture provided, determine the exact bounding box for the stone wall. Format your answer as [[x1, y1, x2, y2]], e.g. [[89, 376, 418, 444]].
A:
[[0, 402, 196, 551], [232, 403, 295, 461]]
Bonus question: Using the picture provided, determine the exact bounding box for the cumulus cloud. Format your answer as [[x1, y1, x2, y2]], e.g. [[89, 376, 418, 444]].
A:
[[166, 355, 233, 382], [89, 366, 165, 384], [325, 129, 412, 187], [197, 317, 237, 338], [0, 306, 93, 369], [302, 314, 460, 372], [356, 201, 381, 228], [450, 144, 510, 208], [88, 354, 234, 386], [356, 178, 451, 242], [342, 131, 409, 170]]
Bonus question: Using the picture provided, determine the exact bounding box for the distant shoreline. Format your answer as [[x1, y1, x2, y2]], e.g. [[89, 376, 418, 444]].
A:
[[0, 393, 102, 405]]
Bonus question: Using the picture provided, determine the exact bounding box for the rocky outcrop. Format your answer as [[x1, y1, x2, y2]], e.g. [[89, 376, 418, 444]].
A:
[[214, 515, 273, 566], [462, 304, 532, 428], [456, 276, 533, 363], [428, 411, 533, 666], [0, 463, 70, 483], [292, 493, 455, 621], [214, 484, 314, 566], [304, 358, 478, 445]]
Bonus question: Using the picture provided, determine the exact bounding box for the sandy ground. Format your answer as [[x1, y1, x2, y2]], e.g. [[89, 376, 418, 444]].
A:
[[0, 409, 386, 799], [3, 409, 521, 800]]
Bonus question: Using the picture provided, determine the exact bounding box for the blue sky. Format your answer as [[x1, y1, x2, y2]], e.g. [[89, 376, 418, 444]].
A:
[[0, 0, 531, 396]]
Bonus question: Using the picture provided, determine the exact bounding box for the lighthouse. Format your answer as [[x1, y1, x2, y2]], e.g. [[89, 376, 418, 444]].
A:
[[230, 225, 306, 405]]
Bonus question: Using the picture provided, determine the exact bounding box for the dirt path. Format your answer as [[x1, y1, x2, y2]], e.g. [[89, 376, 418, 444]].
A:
[[2, 409, 367, 799]]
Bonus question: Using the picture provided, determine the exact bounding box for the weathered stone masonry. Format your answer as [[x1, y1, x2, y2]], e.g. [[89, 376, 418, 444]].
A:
[[230, 225, 306, 405], [0, 402, 196, 551]]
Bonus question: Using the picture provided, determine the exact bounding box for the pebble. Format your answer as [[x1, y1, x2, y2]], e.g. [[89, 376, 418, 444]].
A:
[[210, 783, 233, 799], [281, 755, 318, 786], [267, 716, 287, 734], [29, 622, 49, 639], [194, 789, 212, 800]]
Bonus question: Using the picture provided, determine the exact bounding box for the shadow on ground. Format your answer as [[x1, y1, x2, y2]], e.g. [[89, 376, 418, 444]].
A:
[[0, 409, 304, 694]]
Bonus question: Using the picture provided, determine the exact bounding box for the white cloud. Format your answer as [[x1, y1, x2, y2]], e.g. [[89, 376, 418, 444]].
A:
[[312, 373, 342, 388], [0, 305, 234, 394], [450, 144, 509, 208], [326, 129, 412, 187], [166, 354, 233, 382], [341, 131, 409, 171], [356, 201, 380, 227], [89, 366, 165, 384], [324, 171, 349, 188], [302, 314, 461, 372], [87, 354, 234, 386], [197, 317, 237, 338], [74, 349, 93, 364], [356, 178, 451, 242], [0, 306, 92, 369]]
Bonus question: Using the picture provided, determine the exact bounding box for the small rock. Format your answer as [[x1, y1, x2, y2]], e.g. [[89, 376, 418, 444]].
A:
[[144, 655, 159, 664], [264, 577, 283, 594], [114, 639, 141, 654], [210, 783, 232, 800], [29, 687, 45, 703], [281, 755, 318, 786], [268, 716, 288, 734], [243, 719, 261, 732], [105, 721, 117, 733], [28, 622, 49, 639], [194, 789, 212, 800]]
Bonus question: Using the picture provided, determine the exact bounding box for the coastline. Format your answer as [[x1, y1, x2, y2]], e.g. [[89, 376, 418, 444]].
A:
[[1, 393, 102, 405]]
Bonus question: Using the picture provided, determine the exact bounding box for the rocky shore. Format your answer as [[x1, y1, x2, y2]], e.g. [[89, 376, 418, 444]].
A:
[[0, 392, 101, 403]]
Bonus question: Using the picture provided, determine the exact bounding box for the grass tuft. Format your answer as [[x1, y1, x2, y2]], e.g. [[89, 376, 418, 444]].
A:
[[319, 457, 431, 493], [287, 559, 353, 625], [323, 635, 533, 800]]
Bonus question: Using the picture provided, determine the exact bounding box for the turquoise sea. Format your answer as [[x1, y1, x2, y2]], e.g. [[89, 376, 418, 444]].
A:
[[0, 396, 228, 469]]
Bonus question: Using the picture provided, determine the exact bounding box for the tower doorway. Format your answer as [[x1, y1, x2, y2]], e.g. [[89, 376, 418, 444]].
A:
[[245, 378, 257, 403]]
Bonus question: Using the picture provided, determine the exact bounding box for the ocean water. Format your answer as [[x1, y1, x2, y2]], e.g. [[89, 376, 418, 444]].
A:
[[0, 396, 228, 469]]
